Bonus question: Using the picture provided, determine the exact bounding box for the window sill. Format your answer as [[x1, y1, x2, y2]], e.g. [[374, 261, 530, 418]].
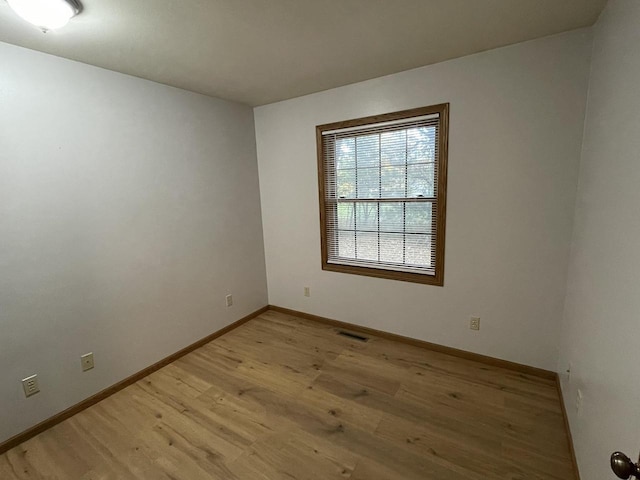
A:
[[322, 261, 444, 286]]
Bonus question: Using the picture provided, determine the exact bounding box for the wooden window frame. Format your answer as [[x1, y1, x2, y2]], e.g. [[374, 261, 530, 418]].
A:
[[316, 103, 449, 285]]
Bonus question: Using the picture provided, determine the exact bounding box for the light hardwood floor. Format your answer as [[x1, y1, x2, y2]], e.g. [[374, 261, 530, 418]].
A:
[[0, 310, 575, 479]]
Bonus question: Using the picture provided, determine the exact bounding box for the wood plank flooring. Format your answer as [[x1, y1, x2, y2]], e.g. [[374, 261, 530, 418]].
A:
[[0, 310, 575, 479]]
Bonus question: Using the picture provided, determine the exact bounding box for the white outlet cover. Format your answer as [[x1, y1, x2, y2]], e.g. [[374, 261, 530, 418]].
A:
[[576, 388, 584, 414], [225, 294, 233, 307], [22, 374, 40, 397], [81, 352, 95, 371], [470, 316, 480, 330]]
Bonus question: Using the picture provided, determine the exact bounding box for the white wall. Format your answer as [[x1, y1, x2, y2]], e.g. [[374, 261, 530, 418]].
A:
[[558, 1, 640, 478], [255, 30, 592, 371], [0, 42, 267, 443]]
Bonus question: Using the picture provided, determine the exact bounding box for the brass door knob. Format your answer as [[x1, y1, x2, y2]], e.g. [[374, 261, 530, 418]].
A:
[[611, 452, 640, 479]]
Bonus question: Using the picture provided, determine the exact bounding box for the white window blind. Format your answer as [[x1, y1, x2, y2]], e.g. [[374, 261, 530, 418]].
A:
[[320, 112, 442, 277]]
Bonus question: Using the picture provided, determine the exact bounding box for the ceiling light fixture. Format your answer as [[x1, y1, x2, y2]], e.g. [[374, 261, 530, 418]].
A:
[[7, 0, 82, 32]]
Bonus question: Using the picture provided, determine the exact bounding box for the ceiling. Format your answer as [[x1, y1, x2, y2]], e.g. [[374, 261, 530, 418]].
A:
[[0, 0, 607, 106]]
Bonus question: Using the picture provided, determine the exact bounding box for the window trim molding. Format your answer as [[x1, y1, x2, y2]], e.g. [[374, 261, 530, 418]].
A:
[[316, 103, 449, 286]]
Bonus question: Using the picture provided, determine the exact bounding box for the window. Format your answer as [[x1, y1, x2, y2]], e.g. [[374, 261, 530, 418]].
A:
[[316, 104, 449, 285]]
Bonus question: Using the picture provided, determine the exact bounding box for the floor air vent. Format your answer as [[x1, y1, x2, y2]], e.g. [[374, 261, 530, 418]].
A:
[[337, 330, 369, 342]]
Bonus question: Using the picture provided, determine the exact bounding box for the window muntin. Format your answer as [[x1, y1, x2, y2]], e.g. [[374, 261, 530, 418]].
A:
[[317, 104, 448, 285]]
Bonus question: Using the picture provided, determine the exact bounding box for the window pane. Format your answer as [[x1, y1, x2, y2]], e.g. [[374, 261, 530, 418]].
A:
[[336, 138, 355, 169], [356, 231, 378, 261], [407, 163, 435, 197], [407, 126, 436, 164], [337, 202, 354, 230], [355, 202, 378, 231], [338, 230, 355, 259], [379, 202, 404, 232], [356, 166, 380, 198], [381, 130, 406, 166], [381, 165, 406, 198], [356, 135, 380, 168], [320, 104, 447, 284], [405, 234, 432, 267], [379, 233, 404, 263], [337, 168, 355, 198], [405, 203, 432, 234]]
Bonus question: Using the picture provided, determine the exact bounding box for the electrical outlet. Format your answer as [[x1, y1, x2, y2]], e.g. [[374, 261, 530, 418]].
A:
[[22, 374, 40, 398], [470, 316, 480, 331], [225, 294, 233, 307], [81, 352, 94, 372], [576, 389, 583, 414], [304, 287, 310, 297]]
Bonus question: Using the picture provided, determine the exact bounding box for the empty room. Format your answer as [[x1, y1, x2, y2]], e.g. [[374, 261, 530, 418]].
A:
[[1, 0, 639, 479]]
